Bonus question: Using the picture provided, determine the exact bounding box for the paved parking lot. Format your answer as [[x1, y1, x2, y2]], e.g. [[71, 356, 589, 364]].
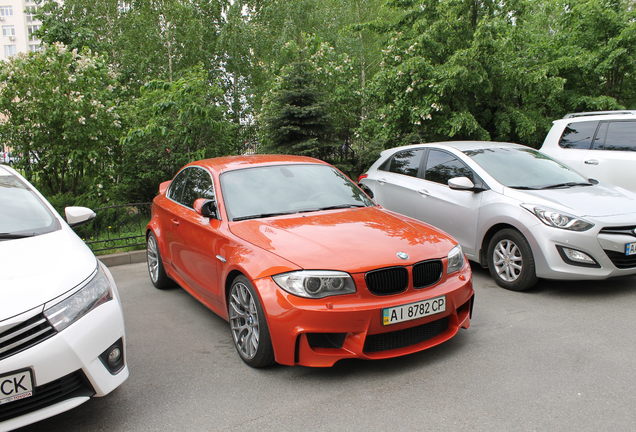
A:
[[19, 262, 636, 432]]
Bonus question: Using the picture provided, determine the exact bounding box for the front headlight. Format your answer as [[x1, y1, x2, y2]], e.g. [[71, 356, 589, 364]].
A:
[[44, 265, 113, 331], [272, 270, 356, 298], [521, 204, 594, 231], [447, 245, 465, 274]]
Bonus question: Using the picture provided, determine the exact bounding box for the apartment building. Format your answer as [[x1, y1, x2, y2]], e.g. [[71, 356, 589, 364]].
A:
[[0, 0, 41, 61]]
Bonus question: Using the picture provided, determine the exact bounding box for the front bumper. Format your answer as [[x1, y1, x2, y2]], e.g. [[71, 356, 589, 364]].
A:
[[0, 284, 128, 431], [525, 216, 636, 280], [256, 264, 474, 367]]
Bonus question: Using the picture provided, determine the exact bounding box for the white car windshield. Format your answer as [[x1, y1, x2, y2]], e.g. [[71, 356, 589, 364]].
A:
[[220, 164, 373, 221], [464, 147, 592, 189], [0, 166, 60, 238]]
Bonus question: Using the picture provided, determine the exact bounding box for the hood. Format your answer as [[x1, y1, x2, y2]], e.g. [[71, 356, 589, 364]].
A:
[[506, 184, 636, 218], [229, 207, 457, 273], [0, 227, 97, 321]]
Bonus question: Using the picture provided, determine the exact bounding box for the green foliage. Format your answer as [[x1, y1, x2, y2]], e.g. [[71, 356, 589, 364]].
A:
[[119, 65, 236, 202], [0, 43, 121, 198]]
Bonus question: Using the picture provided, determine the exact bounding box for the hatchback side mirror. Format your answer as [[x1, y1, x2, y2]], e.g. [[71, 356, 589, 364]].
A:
[[193, 198, 218, 219], [448, 177, 476, 191], [65, 206, 96, 227]]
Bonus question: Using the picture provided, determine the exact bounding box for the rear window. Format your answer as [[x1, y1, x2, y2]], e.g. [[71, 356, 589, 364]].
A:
[[558, 121, 597, 149], [594, 121, 636, 151]]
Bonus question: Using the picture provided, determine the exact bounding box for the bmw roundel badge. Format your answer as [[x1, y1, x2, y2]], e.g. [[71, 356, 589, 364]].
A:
[[396, 252, 409, 260]]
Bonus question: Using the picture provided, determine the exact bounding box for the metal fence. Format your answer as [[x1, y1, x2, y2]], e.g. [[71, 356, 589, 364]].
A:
[[79, 202, 151, 254]]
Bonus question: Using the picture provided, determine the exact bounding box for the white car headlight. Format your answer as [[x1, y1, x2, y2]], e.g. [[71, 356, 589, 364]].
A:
[[273, 270, 356, 298], [447, 245, 465, 274], [44, 265, 113, 331], [521, 204, 594, 231]]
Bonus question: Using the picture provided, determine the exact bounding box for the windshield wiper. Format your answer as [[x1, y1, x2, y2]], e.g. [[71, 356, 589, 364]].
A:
[[232, 211, 299, 221], [0, 232, 35, 239], [508, 186, 542, 190], [315, 204, 367, 211], [538, 182, 593, 189]]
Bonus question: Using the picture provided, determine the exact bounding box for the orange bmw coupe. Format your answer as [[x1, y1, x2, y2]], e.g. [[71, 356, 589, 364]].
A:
[[146, 155, 474, 367]]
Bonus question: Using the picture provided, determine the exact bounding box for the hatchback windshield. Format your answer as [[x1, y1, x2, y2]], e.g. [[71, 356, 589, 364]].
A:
[[463, 147, 589, 189], [0, 167, 59, 238], [220, 164, 373, 221]]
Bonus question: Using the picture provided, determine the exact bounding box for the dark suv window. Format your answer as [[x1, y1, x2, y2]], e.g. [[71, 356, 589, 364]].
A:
[[379, 149, 424, 177], [594, 121, 636, 151], [423, 150, 475, 185], [169, 167, 215, 208], [559, 121, 597, 149]]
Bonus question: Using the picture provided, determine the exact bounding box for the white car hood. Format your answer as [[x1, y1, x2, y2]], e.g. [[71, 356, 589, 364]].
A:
[[0, 228, 97, 321], [506, 184, 636, 217]]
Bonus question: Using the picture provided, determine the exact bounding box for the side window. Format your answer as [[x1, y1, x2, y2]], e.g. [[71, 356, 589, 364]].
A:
[[423, 150, 475, 185], [167, 169, 189, 204], [181, 167, 215, 208], [379, 149, 424, 177], [558, 121, 597, 149], [596, 121, 636, 151]]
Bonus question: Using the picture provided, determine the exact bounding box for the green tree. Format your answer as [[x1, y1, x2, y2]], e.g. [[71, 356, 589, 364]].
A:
[[0, 43, 121, 197], [119, 65, 235, 202], [260, 60, 337, 161]]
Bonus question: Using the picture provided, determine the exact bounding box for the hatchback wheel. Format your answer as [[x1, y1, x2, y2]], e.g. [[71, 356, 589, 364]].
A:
[[487, 229, 538, 291], [228, 275, 274, 368], [146, 232, 174, 290]]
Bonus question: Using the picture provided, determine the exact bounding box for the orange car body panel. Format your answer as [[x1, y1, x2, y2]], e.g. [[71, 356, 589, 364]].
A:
[[147, 155, 474, 366]]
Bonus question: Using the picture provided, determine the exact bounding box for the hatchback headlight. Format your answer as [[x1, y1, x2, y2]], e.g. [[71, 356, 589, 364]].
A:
[[521, 204, 594, 231], [447, 245, 465, 274], [273, 270, 356, 298], [44, 265, 113, 331]]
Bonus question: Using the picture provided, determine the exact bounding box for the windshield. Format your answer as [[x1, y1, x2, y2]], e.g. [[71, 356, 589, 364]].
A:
[[220, 164, 373, 221], [463, 147, 589, 189], [0, 167, 60, 238]]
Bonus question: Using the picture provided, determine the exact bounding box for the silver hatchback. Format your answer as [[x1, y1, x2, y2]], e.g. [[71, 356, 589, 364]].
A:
[[360, 141, 636, 290]]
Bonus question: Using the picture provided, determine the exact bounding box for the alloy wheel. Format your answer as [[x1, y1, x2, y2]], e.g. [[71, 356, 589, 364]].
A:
[[493, 239, 523, 282], [229, 282, 260, 360], [147, 235, 159, 283]]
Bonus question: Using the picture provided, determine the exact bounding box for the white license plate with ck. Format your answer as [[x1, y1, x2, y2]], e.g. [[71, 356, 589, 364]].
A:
[[382, 296, 446, 325], [626, 242, 636, 256], [0, 370, 33, 405]]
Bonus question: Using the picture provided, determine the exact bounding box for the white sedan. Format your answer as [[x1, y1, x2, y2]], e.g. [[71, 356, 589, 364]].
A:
[[0, 164, 128, 430]]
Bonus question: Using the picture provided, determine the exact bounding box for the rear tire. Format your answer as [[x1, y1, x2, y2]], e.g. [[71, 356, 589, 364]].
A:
[[146, 232, 174, 290], [228, 275, 275, 368], [487, 229, 538, 291]]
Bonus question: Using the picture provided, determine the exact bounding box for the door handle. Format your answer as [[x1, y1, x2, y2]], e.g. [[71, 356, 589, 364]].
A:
[[418, 189, 430, 196], [171, 218, 180, 226], [584, 159, 599, 165], [378, 178, 387, 185]]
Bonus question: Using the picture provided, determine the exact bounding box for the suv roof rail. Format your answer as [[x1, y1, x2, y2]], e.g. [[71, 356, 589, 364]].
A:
[[563, 110, 636, 119]]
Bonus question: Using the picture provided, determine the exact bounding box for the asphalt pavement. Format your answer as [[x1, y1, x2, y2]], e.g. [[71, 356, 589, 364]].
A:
[[18, 262, 636, 432]]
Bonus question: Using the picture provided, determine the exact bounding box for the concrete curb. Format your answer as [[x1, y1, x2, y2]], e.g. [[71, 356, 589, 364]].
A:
[[99, 250, 146, 268]]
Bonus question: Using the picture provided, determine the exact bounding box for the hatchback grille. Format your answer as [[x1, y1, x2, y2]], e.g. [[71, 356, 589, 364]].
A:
[[599, 226, 636, 237], [604, 249, 636, 269], [413, 260, 443, 288], [0, 371, 94, 422], [364, 316, 450, 353], [365, 267, 408, 295], [0, 314, 56, 361]]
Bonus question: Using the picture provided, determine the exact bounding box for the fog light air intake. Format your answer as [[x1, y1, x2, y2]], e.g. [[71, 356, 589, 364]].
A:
[[99, 338, 125, 374]]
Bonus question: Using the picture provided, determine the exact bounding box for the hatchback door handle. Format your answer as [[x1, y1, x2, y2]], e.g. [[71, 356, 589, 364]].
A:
[[585, 159, 599, 165], [418, 189, 430, 196], [171, 218, 180, 226]]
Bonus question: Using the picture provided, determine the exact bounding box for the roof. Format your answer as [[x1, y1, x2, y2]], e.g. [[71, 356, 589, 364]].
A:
[[554, 112, 636, 124], [187, 154, 328, 173], [383, 141, 529, 154]]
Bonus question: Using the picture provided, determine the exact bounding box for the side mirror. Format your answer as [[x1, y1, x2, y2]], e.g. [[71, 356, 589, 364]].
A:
[[448, 177, 476, 191], [159, 180, 171, 196], [193, 198, 218, 219], [65, 206, 96, 227]]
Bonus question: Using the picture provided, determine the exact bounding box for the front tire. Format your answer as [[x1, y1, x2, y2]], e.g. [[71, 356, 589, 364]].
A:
[[228, 275, 275, 368], [487, 229, 538, 291], [146, 232, 174, 290]]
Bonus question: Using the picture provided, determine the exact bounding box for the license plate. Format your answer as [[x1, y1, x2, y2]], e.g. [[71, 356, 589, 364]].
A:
[[626, 242, 636, 256], [0, 370, 33, 405], [382, 296, 446, 325]]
